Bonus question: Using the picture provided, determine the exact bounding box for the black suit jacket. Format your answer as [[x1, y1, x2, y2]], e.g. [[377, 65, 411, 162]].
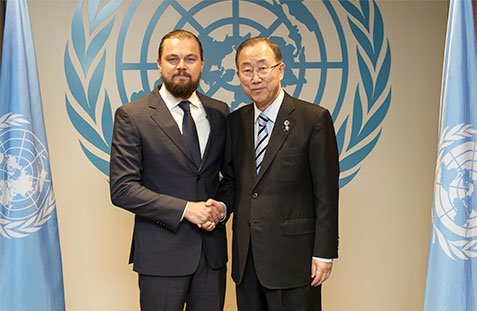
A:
[[110, 87, 228, 276], [218, 92, 339, 289]]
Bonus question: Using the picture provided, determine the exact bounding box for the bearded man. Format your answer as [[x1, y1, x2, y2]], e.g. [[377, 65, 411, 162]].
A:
[[109, 29, 229, 311]]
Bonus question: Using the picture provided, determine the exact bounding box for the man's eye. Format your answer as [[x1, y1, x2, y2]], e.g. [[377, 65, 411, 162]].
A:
[[168, 57, 178, 64], [185, 57, 196, 63], [258, 67, 267, 73]]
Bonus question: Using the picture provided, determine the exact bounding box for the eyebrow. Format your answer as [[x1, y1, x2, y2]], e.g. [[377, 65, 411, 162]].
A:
[[240, 59, 267, 66], [166, 53, 198, 58]]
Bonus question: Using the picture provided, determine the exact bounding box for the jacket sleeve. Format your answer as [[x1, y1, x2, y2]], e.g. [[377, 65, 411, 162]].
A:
[[216, 116, 236, 221], [109, 106, 186, 232], [309, 109, 340, 258]]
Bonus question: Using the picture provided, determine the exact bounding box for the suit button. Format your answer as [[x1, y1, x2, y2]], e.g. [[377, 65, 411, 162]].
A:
[[196, 175, 201, 180], [252, 193, 258, 199]]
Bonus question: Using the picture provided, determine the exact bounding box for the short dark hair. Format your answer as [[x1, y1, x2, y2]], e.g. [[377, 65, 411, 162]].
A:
[[235, 36, 283, 67], [158, 29, 204, 61]]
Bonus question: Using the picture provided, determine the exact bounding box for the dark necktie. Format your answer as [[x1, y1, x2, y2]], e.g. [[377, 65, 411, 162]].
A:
[[178, 100, 201, 166]]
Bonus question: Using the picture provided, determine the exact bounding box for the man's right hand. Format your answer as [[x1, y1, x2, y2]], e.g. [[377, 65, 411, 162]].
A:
[[183, 201, 221, 226]]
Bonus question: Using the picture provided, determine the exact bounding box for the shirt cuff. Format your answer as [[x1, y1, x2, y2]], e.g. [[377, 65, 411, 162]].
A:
[[180, 202, 188, 221], [219, 202, 227, 222], [313, 257, 333, 263]]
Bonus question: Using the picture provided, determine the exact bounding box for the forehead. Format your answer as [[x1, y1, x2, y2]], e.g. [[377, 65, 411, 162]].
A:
[[237, 42, 275, 65], [161, 37, 200, 56]]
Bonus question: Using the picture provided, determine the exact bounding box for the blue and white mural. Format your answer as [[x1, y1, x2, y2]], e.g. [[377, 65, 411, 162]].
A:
[[64, 0, 392, 187]]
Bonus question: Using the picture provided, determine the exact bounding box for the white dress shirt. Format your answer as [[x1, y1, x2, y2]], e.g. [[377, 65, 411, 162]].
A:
[[159, 85, 210, 157]]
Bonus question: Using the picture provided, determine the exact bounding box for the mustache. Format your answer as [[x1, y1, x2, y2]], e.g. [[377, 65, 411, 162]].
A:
[[173, 71, 191, 78]]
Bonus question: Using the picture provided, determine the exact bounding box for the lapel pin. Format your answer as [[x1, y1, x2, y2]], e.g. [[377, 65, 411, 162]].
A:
[[283, 120, 290, 132]]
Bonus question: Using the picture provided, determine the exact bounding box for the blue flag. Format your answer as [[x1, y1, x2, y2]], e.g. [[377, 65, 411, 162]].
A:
[[424, 0, 477, 310], [0, 1, 65, 310]]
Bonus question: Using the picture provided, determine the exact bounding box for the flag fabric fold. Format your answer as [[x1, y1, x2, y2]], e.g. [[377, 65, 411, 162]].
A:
[[0, 0, 65, 310], [424, 0, 477, 310]]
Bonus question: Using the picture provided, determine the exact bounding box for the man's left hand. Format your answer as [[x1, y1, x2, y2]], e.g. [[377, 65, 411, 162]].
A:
[[310, 259, 333, 287]]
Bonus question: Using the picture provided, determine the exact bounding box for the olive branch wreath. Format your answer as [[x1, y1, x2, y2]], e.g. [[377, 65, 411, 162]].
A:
[[64, 0, 123, 176], [432, 123, 477, 260], [337, 0, 392, 187], [0, 113, 57, 239]]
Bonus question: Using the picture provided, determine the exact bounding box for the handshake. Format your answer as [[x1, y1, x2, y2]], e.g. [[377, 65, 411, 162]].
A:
[[183, 199, 225, 231]]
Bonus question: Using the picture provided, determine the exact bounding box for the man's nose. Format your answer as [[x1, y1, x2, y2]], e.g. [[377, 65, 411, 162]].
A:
[[177, 59, 187, 69], [251, 71, 262, 83]]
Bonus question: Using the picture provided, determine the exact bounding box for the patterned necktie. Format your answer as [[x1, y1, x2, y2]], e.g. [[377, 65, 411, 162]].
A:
[[178, 100, 201, 166], [255, 113, 269, 174]]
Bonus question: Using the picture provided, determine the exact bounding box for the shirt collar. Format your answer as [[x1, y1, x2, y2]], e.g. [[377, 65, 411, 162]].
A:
[[254, 89, 284, 124], [159, 84, 201, 110]]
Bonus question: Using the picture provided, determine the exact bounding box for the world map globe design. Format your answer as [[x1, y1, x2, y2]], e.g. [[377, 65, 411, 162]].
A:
[[115, 1, 348, 114], [0, 128, 51, 221], [435, 141, 477, 237]]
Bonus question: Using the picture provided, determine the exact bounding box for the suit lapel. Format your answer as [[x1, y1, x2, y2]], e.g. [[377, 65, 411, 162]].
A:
[[149, 89, 198, 168], [255, 95, 295, 185]]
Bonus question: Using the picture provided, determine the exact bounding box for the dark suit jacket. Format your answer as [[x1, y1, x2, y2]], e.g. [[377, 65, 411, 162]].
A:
[[218, 92, 339, 289], [110, 87, 228, 276]]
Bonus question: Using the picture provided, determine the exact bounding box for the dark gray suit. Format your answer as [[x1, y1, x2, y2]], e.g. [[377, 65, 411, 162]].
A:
[[110, 87, 228, 308], [218, 92, 339, 309]]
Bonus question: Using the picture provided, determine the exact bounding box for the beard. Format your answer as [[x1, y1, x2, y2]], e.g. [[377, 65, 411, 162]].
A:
[[163, 71, 201, 99]]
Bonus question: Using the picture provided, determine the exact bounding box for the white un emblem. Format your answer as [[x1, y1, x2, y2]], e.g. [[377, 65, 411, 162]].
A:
[[65, 1, 392, 188], [433, 124, 477, 259], [0, 114, 56, 239]]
